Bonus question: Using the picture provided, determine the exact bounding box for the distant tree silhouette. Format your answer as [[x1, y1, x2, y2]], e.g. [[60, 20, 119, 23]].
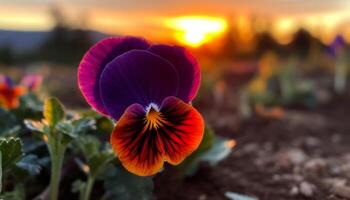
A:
[[289, 29, 313, 58], [255, 32, 281, 56], [39, 6, 93, 65], [0, 44, 14, 65]]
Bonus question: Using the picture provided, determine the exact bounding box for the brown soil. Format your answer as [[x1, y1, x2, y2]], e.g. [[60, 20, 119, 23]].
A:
[[155, 93, 350, 200]]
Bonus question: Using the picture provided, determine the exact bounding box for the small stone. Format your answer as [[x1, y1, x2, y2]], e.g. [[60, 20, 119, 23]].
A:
[[305, 137, 321, 147], [241, 143, 259, 154], [273, 174, 304, 182], [304, 158, 327, 173], [290, 186, 299, 196], [300, 181, 316, 197], [277, 149, 307, 167], [198, 194, 207, 200], [331, 134, 341, 143], [333, 185, 350, 199], [323, 178, 347, 188], [288, 149, 307, 165]]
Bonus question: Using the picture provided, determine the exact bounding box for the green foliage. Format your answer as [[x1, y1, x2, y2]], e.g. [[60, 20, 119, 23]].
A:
[[177, 127, 233, 176], [201, 136, 234, 166], [13, 93, 43, 121], [0, 137, 24, 172], [71, 118, 96, 136], [177, 126, 215, 175], [24, 120, 44, 134], [0, 137, 24, 194], [95, 116, 114, 136], [246, 58, 318, 109], [225, 192, 258, 200], [0, 184, 25, 200], [16, 155, 42, 176], [0, 93, 44, 137], [102, 167, 154, 200], [5, 94, 156, 199], [71, 179, 86, 198], [0, 109, 21, 136], [76, 136, 114, 178], [73, 136, 115, 200], [44, 97, 65, 128]]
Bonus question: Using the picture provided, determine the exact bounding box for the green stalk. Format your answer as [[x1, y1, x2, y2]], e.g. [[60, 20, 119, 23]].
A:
[[48, 135, 67, 200], [0, 151, 2, 194], [334, 62, 347, 94], [81, 175, 95, 200]]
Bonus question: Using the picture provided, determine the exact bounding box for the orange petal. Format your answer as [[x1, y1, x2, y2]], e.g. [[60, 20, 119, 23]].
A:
[[0, 84, 24, 109], [110, 104, 165, 176], [159, 96, 204, 165], [110, 97, 204, 176]]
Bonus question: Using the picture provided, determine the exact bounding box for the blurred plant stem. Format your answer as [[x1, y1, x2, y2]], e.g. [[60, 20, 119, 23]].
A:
[[0, 151, 2, 194], [239, 89, 252, 119], [48, 134, 67, 200], [334, 62, 347, 94], [81, 175, 95, 200], [42, 97, 68, 200]]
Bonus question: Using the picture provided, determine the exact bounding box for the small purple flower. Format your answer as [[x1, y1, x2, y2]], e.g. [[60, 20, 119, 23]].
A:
[[21, 74, 42, 91], [328, 35, 347, 58], [78, 36, 204, 176]]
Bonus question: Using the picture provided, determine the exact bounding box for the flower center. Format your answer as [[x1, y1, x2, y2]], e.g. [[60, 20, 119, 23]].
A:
[[145, 105, 164, 130]]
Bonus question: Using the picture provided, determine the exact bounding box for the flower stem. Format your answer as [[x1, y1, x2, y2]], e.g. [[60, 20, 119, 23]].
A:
[[82, 175, 95, 200], [0, 151, 2, 194], [48, 137, 66, 200]]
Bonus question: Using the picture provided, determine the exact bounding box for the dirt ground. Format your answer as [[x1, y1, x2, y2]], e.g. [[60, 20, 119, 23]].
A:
[[155, 91, 350, 200]]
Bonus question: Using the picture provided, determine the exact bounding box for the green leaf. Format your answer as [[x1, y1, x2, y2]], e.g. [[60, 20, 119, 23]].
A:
[[88, 151, 114, 177], [72, 179, 85, 195], [13, 93, 43, 121], [225, 192, 258, 200], [56, 118, 96, 145], [56, 122, 74, 137], [0, 109, 21, 136], [24, 119, 44, 134], [102, 167, 154, 200], [16, 155, 42, 176], [43, 97, 65, 127], [72, 118, 96, 135], [76, 136, 114, 177], [0, 184, 25, 200], [95, 116, 114, 135], [0, 137, 24, 171], [200, 136, 234, 166], [176, 126, 235, 176], [177, 126, 215, 176], [77, 136, 101, 160]]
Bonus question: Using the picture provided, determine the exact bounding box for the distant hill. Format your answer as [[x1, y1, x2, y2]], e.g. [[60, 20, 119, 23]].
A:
[[0, 29, 110, 53]]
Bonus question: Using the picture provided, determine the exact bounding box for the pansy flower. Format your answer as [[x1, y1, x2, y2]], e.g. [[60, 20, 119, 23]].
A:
[[78, 37, 204, 176], [0, 76, 25, 109]]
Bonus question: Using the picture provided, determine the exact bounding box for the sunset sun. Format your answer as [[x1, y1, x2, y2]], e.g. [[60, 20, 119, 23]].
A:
[[166, 16, 227, 48]]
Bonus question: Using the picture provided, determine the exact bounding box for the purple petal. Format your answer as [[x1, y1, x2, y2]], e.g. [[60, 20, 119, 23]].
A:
[[78, 37, 150, 115], [100, 50, 179, 120], [1, 76, 14, 88], [148, 45, 200, 102], [328, 35, 347, 58], [21, 74, 42, 91]]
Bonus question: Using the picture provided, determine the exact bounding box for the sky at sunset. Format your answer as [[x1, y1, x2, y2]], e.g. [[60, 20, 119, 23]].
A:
[[1, 0, 350, 45]]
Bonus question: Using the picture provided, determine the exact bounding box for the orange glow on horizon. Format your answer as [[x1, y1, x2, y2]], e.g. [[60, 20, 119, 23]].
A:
[[272, 18, 297, 44], [165, 16, 227, 48]]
